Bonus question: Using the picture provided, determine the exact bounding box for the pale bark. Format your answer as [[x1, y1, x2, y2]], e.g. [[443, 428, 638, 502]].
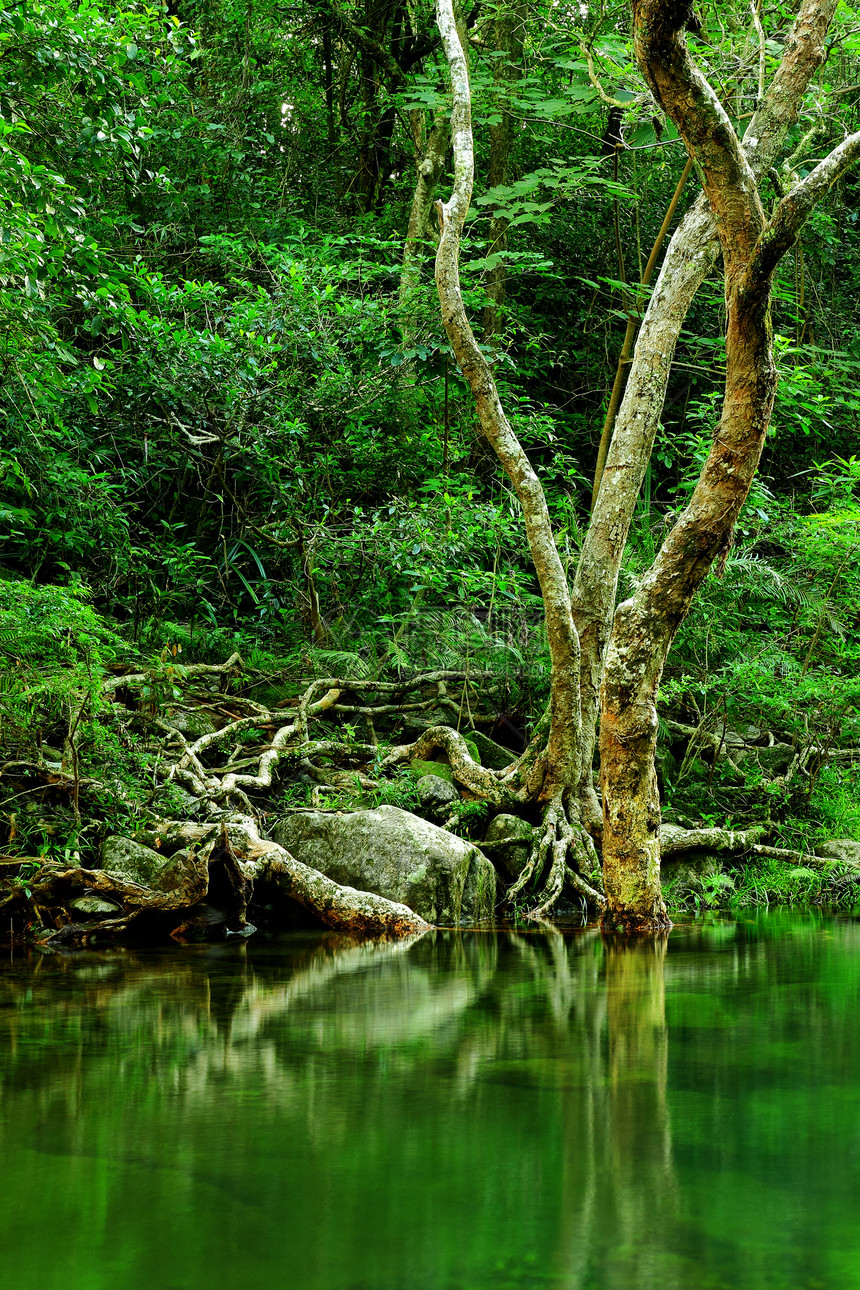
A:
[[571, 0, 839, 814], [433, 0, 582, 804], [222, 816, 431, 936], [426, 0, 852, 927], [589, 153, 694, 512], [4, 817, 430, 943], [599, 0, 860, 932]]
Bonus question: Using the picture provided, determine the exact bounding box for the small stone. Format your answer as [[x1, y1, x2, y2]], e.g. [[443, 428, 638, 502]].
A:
[[70, 896, 120, 917], [416, 774, 458, 818], [484, 814, 535, 880]]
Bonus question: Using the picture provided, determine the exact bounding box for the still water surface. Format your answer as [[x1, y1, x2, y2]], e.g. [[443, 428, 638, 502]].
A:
[[2, 911, 860, 1290]]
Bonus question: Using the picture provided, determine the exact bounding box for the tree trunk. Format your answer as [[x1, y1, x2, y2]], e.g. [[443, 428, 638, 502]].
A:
[[599, 0, 860, 932], [399, 105, 451, 310], [428, 0, 857, 926], [571, 0, 839, 827], [432, 0, 607, 916]]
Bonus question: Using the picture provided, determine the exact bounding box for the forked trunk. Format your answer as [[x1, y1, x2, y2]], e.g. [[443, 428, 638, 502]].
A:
[[600, 0, 860, 931]]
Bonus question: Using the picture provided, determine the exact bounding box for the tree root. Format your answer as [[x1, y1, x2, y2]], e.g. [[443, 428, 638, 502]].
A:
[[506, 795, 607, 921], [1, 815, 430, 946], [657, 823, 851, 869], [383, 725, 519, 806]]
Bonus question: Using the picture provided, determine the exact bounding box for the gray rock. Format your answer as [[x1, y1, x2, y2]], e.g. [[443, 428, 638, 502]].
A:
[[713, 723, 746, 749], [155, 785, 206, 820], [814, 839, 860, 866], [168, 709, 219, 740], [410, 759, 454, 783], [271, 806, 496, 925], [101, 836, 167, 886], [416, 774, 458, 818], [470, 731, 516, 771], [100, 837, 205, 898], [70, 896, 121, 917], [735, 742, 795, 775], [484, 814, 534, 880]]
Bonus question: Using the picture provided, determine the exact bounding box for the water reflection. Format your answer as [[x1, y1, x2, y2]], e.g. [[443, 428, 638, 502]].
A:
[[1, 914, 860, 1290]]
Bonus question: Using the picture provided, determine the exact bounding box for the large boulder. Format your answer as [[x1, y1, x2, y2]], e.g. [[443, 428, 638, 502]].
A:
[[814, 839, 860, 867], [270, 806, 497, 925], [100, 836, 205, 899]]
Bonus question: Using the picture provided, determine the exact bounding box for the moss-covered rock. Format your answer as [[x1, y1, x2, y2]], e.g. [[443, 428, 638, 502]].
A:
[[470, 731, 515, 771], [483, 813, 534, 880], [410, 759, 455, 783], [271, 805, 497, 924]]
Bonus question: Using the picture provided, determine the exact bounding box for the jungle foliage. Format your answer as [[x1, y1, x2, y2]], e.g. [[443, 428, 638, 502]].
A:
[[1, 0, 859, 920]]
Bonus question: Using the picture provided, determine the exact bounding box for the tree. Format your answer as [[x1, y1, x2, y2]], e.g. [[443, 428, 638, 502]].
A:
[[423, 0, 860, 929]]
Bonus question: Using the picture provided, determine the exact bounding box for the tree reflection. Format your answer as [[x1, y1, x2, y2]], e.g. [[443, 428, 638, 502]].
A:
[[0, 924, 784, 1290]]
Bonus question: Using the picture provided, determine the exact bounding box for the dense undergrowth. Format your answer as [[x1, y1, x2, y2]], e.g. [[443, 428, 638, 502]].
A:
[[1, 1, 860, 920]]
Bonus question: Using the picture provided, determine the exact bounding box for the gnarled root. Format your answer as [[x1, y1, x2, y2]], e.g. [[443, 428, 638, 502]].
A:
[[506, 794, 606, 921], [217, 816, 432, 937], [2, 817, 431, 946]]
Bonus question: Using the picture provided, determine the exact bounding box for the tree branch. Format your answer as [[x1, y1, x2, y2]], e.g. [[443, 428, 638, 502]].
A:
[[749, 130, 860, 284], [632, 0, 764, 269], [433, 0, 582, 798]]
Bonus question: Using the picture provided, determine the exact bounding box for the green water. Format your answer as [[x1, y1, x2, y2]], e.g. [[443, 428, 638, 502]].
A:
[[2, 913, 860, 1290]]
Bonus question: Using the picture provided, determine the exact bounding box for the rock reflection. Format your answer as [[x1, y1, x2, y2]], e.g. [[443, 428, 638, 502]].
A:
[[0, 924, 765, 1290]]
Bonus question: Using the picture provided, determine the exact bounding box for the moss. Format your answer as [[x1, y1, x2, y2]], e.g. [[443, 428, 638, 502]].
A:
[[470, 847, 498, 922], [470, 731, 513, 770], [448, 843, 497, 924], [663, 853, 860, 912], [409, 760, 454, 783]]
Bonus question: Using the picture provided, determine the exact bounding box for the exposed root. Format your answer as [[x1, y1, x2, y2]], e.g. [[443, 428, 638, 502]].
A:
[[506, 795, 607, 921], [383, 725, 518, 805], [658, 823, 849, 869], [136, 667, 504, 816], [1, 815, 430, 945]]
